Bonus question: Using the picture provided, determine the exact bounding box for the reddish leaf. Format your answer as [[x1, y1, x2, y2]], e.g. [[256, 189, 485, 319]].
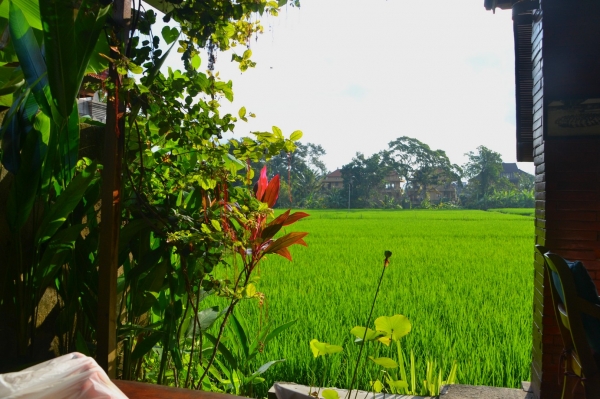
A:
[[264, 232, 309, 255], [283, 211, 309, 226], [273, 247, 292, 261], [263, 174, 280, 207], [256, 166, 268, 201], [267, 210, 291, 227], [261, 223, 283, 241], [296, 238, 308, 247]]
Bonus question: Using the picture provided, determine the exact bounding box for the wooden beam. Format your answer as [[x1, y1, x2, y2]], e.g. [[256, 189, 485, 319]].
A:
[[97, 0, 130, 378]]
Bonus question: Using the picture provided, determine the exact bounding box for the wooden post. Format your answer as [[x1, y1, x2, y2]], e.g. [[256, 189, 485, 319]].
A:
[[97, 0, 130, 378]]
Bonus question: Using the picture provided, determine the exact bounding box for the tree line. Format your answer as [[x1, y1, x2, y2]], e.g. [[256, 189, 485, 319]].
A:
[[260, 137, 535, 209]]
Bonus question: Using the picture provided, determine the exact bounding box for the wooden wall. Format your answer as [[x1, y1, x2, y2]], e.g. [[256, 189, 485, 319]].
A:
[[532, 1, 600, 398]]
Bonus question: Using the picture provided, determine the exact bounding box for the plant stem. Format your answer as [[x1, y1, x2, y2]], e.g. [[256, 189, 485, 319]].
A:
[[195, 297, 238, 389], [185, 279, 204, 388], [346, 258, 388, 399]]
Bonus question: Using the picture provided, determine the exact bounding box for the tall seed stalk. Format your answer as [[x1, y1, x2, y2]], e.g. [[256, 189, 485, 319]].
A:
[[346, 251, 392, 399]]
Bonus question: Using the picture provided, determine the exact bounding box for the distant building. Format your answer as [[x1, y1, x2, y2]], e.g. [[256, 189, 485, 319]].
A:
[[501, 163, 531, 185], [323, 169, 344, 189], [405, 183, 458, 206], [322, 169, 404, 198], [77, 70, 108, 123]]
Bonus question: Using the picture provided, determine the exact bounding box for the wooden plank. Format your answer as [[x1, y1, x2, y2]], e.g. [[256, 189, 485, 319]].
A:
[[113, 380, 247, 399], [97, 0, 130, 378]]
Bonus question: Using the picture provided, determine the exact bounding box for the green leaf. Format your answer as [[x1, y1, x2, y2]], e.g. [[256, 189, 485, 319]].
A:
[[238, 106, 247, 121], [310, 339, 343, 357], [34, 223, 85, 287], [204, 332, 238, 370], [263, 319, 297, 346], [370, 380, 383, 393], [385, 377, 408, 391], [210, 219, 221, 232], [191, 54, 201, 70], [57, 101, 80, 183], [253, 359, 285, 376], [6, 106, 49, 232], [186, 306, 222, 337], [0, 0, 43, 30], [272, 126, 283, 138], [35, 161, 97, 244], [374, 314, 411, 345], [161, 26, 179, 45], [75, 332, 91, 356], [39, 0, 76, 119], [229, 312, 249, 360], [0, 68, 25, 96], [8, 1, 52, 115], [243, 283, 256, 298], [322, 389, 339, 399], [350, 326, 386, 342], [128, 61, 143, 74], [131, 331, 164, 360], [369, 356, 398, 369], [170, 347, 183, 371], [290, 130, 303, 141]]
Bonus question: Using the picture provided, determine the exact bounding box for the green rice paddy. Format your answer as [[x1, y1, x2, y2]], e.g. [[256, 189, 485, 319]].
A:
[[211, 209, 534, 395], [488, 208, 535, 217]]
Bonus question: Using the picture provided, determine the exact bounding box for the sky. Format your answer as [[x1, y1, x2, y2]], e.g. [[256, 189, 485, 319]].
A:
[[160, 0, 533, 174]]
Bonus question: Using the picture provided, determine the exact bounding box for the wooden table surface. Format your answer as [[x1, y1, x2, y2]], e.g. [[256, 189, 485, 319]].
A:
[[113, 380, 247, 399]]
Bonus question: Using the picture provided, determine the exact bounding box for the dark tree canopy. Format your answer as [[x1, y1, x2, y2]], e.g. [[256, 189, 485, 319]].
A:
[[463, 145, 504, 197]]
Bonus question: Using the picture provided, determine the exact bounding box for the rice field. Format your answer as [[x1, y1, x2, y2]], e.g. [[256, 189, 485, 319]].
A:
[[209, 209, 534, 395], [488, 208, 535, 217]]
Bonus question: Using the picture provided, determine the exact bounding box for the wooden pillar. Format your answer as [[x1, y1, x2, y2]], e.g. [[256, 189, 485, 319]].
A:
[[97, 0, 130, 378], [532, 1, 600, 397]]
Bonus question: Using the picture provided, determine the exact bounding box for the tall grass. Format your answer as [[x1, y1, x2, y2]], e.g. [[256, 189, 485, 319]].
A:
[[207, 210, 533, 396]]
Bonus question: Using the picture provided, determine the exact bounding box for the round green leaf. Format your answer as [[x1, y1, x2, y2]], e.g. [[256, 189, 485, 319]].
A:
[[322, 389, 339, 399], [191, 54, 201, 70], [350, 326, 386, 342], [386, 378, 408, 390], [290, 130, 303, 141], [368, 356, 398, 369], [370, 380, 383, 393], [310, 339, 343, 357], [374, 314, 411, 343]]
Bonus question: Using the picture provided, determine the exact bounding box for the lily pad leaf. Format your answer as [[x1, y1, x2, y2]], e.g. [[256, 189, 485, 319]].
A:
[[370, 380, 383, 393], [386, 377, 408, 391], [309, 339, 343, 357], [374, 314, 411, 345], [350, 326, 386, 342], [322, 389, 339, 399], [368, 356, 398, 369]]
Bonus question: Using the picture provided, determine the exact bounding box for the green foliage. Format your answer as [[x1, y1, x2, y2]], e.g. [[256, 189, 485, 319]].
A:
[[388, 136, 461, 203], [463, 145, 504, 199], [357, 315, 457, 396], [0, 0, 304, 388], [222, 209, 533, 396], [258, 142, 328, 209], [341, 152, 394, 208], [488, 208, 534, 217]]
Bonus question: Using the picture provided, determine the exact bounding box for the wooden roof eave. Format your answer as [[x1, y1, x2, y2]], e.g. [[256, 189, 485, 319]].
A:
[[484, 0, 514, 12]]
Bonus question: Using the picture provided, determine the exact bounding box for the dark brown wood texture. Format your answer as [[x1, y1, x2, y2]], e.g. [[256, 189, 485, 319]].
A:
[[97, 0, 131, 378], [113, 380, 248, 399], [513, 3, 535, 161], [543, 1, 600, 102], [532, 2, 600, 397]]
